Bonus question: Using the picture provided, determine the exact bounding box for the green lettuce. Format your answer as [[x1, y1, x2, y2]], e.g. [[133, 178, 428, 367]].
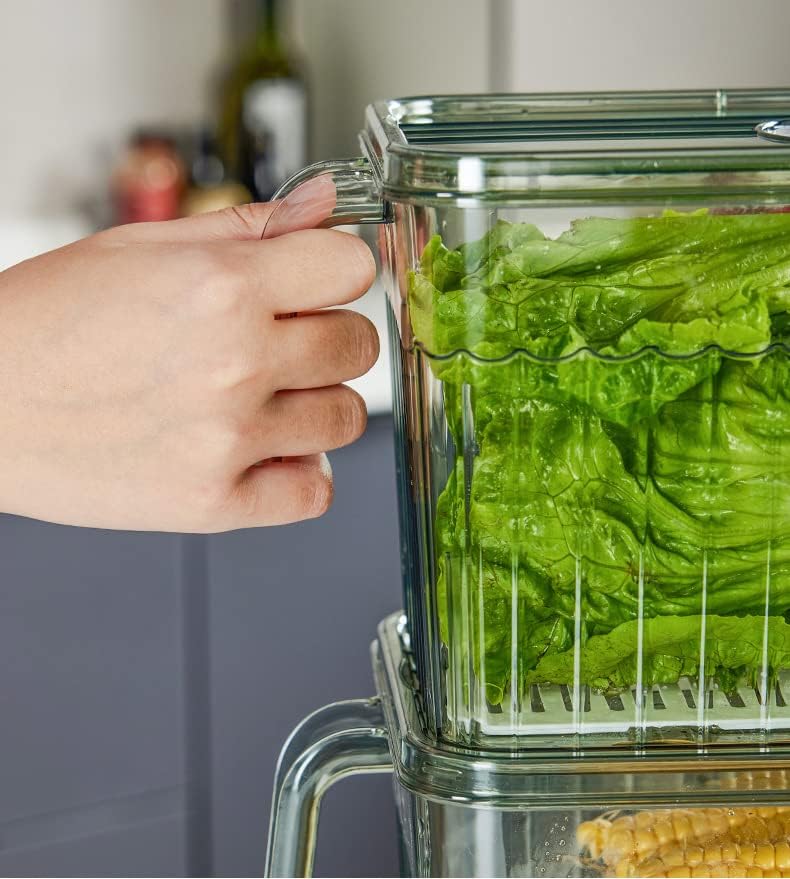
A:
[[409, 211, 790, 700], [526, 615, 790, 692]]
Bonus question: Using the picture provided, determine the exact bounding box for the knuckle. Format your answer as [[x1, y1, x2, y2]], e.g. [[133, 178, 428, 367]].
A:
[[191, 249, 245, 315], [188, 478, 236, 531], [197, 416, 247, 466], [226, 203, 264, 237], [207, 351, 257, 392]]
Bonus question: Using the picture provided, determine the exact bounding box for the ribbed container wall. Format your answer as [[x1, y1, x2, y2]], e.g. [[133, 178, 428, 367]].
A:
[[386, 202, 790, 749]]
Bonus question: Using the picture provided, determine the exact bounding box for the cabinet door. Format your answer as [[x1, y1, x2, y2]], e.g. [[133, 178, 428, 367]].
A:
[[0, 521, 186, 876], [207, 415, 401, 877]]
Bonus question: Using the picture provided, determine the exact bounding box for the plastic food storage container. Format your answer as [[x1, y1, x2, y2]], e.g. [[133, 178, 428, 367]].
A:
[[267, 613, 790, 878], [266, 90, 790, 750]]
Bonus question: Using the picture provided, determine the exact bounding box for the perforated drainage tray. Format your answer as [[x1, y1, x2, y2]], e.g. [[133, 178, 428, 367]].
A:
[[456, 675, 790, 738]]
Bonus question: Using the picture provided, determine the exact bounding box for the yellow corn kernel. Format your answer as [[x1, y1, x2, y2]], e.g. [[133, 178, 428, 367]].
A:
[[614, 858, 634, 878], [739, 843, 757, 867], [608, 828, 636, 859], [654, 820, 677, 846], [690, 865, 711, 878], [673, 813, 694, 841], [664, 868, 692, 878], [706, 811, 730, 837], [744, 816, 773, 844], [690, 812, 711, 839], [758, 807, 779, 819], [702, 843, 722, 864], [685, 845, 704, 866], [635, 828, 659, 858], [775, 842, 790, 869], [719, 842, 739, 863], [755, 842, 777, 869], [661, 846, 688, 868], [576, 818, 607, 859], [636, 811, 659, 830], [765, 817, 784, 842], [745, 867, 765, 878]]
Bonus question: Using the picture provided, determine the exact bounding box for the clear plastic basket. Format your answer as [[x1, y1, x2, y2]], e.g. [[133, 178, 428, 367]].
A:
[[266, 91, 790, 748]]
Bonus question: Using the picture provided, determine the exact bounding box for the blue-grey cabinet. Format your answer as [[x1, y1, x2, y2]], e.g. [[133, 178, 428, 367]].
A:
[[0, 416, 400, 877]]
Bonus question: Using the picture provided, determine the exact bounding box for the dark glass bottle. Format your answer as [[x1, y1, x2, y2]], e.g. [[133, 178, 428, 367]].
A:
[[218, 0, 308, 201]]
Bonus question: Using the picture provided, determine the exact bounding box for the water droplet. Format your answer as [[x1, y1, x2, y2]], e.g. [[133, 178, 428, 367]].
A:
[[559, 839, 566, 846], [561, 825, 566, 831], [545, 841, 550, 847]]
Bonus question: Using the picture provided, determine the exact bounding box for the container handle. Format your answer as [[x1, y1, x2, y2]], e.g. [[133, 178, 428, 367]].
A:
[[262, 157, 388, 240], [265, 697, 393, 878]]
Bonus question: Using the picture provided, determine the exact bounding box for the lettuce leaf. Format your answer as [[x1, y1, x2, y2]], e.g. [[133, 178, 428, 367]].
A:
[[410, 210, 790, 702], [527, 615, 790, 692]]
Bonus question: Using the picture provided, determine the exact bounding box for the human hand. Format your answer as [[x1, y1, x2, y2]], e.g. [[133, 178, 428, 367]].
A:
[[0, 199, 378, 531]]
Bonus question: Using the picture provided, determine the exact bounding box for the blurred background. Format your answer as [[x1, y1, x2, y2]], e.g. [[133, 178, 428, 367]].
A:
[[0, 0, 789, 876]]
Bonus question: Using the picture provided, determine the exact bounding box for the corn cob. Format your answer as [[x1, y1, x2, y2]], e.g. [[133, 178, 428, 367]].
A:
[[641, 866, 790, 878], [621, 840, 790, 877], [577, 808, 790, 864]]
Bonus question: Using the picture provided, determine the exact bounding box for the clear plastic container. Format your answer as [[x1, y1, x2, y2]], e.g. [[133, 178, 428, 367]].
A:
[[395, 790, 790, 878], [266, 90, 790, 749], [266, 613, 790, 878]]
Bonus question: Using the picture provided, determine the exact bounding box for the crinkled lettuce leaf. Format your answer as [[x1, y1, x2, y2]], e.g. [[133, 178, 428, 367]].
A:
[[526, 614, 790, 692], [409, 210, 790, 702]]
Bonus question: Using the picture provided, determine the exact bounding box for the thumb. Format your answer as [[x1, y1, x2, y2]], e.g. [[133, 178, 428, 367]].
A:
[[164, 200, 278, 241], [148, 175, 337, 243]]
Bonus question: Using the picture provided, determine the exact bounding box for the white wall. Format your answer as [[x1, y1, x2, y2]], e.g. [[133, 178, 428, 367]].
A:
[[292, 0, 491, 160], [500, 0, 790, 91], [0, 0, 229, 217], [2, 0, 788, 223]]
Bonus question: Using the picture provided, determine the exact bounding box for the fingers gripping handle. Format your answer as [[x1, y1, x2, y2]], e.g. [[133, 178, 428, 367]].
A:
[[262, 158, 388, 239], [265, 698, 393, 878]]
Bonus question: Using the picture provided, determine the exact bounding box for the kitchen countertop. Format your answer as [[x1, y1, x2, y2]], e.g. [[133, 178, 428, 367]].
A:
[[0, 216, 393, 416]]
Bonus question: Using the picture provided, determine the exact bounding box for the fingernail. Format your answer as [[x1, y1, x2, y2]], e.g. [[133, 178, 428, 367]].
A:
[[262, 175, 337, 239], [286, 174, 336, 208], [317, 452, 333, 483]]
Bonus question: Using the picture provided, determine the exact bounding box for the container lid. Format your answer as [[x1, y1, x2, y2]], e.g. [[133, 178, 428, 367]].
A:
[[361, 90, 790, 203]]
